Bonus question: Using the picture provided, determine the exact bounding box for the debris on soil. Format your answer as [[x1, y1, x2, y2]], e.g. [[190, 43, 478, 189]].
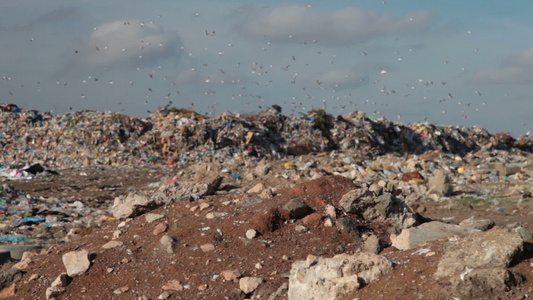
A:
[[0, 106, 531, 299]]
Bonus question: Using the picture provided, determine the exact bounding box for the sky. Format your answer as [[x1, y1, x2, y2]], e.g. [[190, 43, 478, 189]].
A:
[[1, 0, 532, 136]]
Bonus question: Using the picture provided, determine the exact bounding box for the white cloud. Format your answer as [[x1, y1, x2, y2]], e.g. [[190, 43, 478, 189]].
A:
[[471, 46, 533, 84], [79, 19, 182, 67], [238, 4, 432, 46]]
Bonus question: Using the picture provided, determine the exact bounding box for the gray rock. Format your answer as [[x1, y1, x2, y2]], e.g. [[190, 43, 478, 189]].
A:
[[62, 250, 91, 277], [46, 286, 66, 300], [112, 192, 156, 219], [0, 268, 23, 291], [160, 235, 175, 254], [363, 235, 383, 254], [339, 188, 373, 214], [239, 276, 263, 294], [458, 217, 495, 231], [452, 268, 523, 300], [339, 188, 419, 232], [288, 252, 392, 300], [427, 169, 452, 197], [336, 217, 359, 236], [283, 199, 314, 219], [374, 193, 393, 218], [145, 213, 165, 224], [391, 221, 478, 250], [514, 227, 532, 240], [435, 228, 523, 279]]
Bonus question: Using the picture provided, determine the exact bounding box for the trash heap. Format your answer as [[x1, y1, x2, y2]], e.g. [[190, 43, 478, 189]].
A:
[[0, 105, 531, 170]]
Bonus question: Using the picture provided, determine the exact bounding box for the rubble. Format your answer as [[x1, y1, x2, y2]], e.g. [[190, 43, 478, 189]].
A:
[[0, 106, 531, 299], [288, 252, 393, 300]]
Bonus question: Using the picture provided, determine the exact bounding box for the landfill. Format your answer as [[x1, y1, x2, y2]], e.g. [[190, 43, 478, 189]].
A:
[[0, 105, 531, 299], [0, 105, 531, 252]]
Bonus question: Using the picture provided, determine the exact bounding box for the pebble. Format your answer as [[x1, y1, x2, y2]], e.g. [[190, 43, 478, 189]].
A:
[[153, 223, 168, 235], [162, 279, 183, 291], [102, 240, 123, 249], [239, 277, 263, 294], [221, 270, 241, 281], [205, 212, 227, 219], [200, 243, 215, 252], [160, 235, 175, 254], [246, 229, 257, 239], [145, 213, 165, 224]]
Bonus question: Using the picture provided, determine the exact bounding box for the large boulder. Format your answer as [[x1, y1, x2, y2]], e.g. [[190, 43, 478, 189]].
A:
[[435, 228, 524, 299], [435, 228, 523, 279], [339, 187, 419, 231], [288, 252, 393, 300]]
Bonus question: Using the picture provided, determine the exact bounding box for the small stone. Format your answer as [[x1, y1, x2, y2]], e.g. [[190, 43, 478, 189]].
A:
[[158, 291, 172, 299], [248, 183, 266, 194], [107, 268, 114, 273], [46, 286, 65, 300], [282, 255, 289, 261], [255, 262, 263, 269], [515, 227, 533, 240], [239, 277, 263, 294], [112, 230, 122, 239], [199, 203, 211, 211], [246, 229, 257, 240], [28, 274, 39, 281], [153, 223, 168, 235], [200, 243, 215, 252], [295, 225, 307, 233], [324, 218, 333, 227], [325, 204, 336, 220], [102, 240, 123, 249], [145, 213, 165, 223], [51, 273, 71, 288], [160, 235, 175, 254], [198, 284, 208, 291], [221, 270, 241, 281], [162, 279, 183, 291], [62, 250, 91, 277], [363, 235, 383, 254], [206, 212, 227, 219]]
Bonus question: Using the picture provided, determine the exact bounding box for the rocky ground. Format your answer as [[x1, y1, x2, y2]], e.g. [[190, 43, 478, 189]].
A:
[[0, 146, 530, 300]]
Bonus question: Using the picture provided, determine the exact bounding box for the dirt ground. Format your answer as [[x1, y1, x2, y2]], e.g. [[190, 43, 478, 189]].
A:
[[2, 168, 533, 300]]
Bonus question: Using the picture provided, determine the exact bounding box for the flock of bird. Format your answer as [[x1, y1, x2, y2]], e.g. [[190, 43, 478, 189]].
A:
[[0, 4, 529, 134]]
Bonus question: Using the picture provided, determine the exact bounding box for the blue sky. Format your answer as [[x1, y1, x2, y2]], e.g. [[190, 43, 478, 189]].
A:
[[1, 0, 532, 136]]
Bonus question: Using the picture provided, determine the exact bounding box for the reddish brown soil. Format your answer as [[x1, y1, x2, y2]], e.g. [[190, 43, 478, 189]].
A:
[[2, 171, 533, 300]]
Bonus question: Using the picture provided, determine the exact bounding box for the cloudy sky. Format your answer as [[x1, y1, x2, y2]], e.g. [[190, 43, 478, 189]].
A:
[[1, 0, 532, 136]]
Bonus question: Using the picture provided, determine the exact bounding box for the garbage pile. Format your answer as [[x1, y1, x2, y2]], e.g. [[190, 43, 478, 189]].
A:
[[0, 105, 531, 170]]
